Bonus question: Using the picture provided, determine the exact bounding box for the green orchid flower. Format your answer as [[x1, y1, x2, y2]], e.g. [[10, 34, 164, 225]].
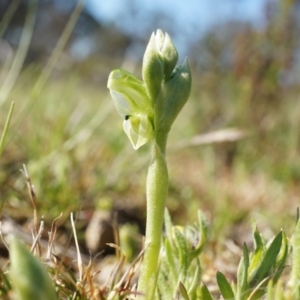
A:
[[107, 69, 154, 149]]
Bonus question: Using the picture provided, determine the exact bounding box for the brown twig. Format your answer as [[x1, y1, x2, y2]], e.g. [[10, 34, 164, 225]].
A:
[[46, 212, 63, 262], [21, 164, 41, 255]]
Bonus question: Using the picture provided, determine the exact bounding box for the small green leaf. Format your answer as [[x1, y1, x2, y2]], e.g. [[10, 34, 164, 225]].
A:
[[157, 261, 173, 300], [0, 271, 11, 293], [289, 216, 300, 291], [248, 226, 265, 282], [273, 230, 288, 283], [189, 210, 207, 259], [237, 243, 250, 300], [188, 258, 201, 297], [173, 226, 189, 281], [200, 284, 214, 300], [216, 271, 235, 300], [250, 231, 282, 287], [164, 239, 177, 286], [164, 209, 174, 247], [178, 281, 190, 300], [274, 279, 285, 300], [9, 236, 57, 300], [264, 280, 285, 300], [289, 217, 300, 299], [266, 279, 275, 300]]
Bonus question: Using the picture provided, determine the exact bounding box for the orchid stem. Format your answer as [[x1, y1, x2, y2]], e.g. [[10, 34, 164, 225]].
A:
[[138, 130, 169, 299]]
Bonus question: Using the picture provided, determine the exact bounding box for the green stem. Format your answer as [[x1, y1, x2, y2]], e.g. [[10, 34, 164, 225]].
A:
[[138, 130, 169, 299]]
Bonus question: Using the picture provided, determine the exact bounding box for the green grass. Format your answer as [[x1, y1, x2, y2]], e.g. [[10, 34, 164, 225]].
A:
[[1, 59, 296, 231]]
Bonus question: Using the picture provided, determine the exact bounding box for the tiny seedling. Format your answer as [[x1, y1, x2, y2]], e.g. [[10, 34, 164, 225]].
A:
[[107, 29, 192, 299]]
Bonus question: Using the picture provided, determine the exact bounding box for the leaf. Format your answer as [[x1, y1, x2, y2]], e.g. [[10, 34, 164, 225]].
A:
[[290, 217, 300, 289], [256, 280, 283, 300], [0, 271, 11, 293], [266, 279, 275, 300], [216, 271, 235, 300], [178, 281, 190, 300], [173, 226, 189, 281], [200, 284, 214, 300], [157, 261, 173, 300], [9, 236, 57, 300], [188, 258, 201, 297], [250, 231, 282, 287], [164, 239, 177, 286], [273, 230, 288, 283], [190, 210, 207, 259], [248, 226, 265, 282], [164, 209, 173, 238], [164, 209, 178, 253], [273, 279, 285, 300], [236, 243, 250, 300]]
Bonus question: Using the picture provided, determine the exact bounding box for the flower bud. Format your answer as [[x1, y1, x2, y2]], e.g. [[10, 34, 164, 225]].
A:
[[9, 236, 57, 300], [159, 32, 178, 80], [142, 29, 178, 103], [142, 32, 164, 103]]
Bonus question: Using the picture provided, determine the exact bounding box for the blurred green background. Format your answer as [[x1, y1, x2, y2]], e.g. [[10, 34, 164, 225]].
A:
[[0, 0, 300, 256]]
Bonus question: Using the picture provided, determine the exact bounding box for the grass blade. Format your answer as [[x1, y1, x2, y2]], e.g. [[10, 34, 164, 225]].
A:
[[0, 101, 14, 158], [32, 0, 86, 94], [0, 0, 37, 107], [0, 0, 20, 38]]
